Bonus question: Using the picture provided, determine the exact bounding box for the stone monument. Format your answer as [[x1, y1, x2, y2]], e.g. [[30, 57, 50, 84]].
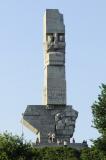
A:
[[22, 9, 78, 145]]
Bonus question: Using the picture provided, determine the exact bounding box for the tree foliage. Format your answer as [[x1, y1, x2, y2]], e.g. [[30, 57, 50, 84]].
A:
[[91, 84, 106, 135], [80, 148, 102, 160], [0, 132, 41, 160], [0, 130, 105, 160], [40, 146, 80, 160], [91, 84, 106, 159], [0, 132, 81, 160]]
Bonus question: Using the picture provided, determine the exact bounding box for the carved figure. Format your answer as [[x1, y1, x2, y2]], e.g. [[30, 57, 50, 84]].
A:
[[46, 33, 65, 52], [55, 107, 78, 137], [47, 34, 54, 43], [59, 34, 65, 42]]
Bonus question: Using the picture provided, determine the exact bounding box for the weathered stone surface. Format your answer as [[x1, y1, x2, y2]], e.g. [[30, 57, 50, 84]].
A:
[[45, 52, 65, 65], [22, 9, 78, 146], [55, 106, 78, 138], [43, 9, 66, 105], [43, 9, 65, 42], [23, 105, 78, 144]]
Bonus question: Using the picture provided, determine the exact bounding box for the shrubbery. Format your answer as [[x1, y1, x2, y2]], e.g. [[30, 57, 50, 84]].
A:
[[0, 132, 80, 160], [0, 131, 105, 160]]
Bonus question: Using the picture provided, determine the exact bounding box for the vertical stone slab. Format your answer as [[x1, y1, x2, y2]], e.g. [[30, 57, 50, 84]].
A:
[[43, 9, 66, 106]]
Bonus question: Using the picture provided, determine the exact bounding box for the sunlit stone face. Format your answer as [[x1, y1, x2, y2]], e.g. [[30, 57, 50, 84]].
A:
[[43, 9, 66, 106]]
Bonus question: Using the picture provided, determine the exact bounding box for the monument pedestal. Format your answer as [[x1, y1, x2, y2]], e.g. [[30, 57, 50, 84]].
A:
[[23, 105, 78, 144]]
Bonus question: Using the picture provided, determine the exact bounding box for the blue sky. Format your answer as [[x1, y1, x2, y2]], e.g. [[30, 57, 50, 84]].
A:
[[0, 0, 106, 145]]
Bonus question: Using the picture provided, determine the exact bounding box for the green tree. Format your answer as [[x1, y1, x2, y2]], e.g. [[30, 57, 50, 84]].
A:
[[92, 84, 106, 135], [40, 147, 80, 160], [91, 84, 106, 159], [80, 148, 102, 160], [0, 132, 41, 160], [0, 152, 8, 160]]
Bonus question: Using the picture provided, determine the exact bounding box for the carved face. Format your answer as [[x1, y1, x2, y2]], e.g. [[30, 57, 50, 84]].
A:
[[46, 33, 65, 52], [47, 33, 65, 43], [59, 34, 65, 42], [47, 34, 54, 43], [55, 108, 78, 137]]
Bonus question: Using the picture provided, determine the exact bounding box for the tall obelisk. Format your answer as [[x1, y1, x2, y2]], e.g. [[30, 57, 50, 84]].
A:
[[43, 9, 66, 106]]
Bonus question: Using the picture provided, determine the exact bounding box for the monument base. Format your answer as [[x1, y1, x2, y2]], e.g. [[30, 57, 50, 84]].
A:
[[22, 105, 78, 145]]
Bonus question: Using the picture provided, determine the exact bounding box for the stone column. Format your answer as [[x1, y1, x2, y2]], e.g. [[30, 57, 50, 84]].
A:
[[43, 9, 66, 106]]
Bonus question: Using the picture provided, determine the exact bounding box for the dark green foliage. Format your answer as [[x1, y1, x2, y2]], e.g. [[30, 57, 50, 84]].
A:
[[0, 131, 105, 160], [0, 132, 81, 160], [0, 132, 41, 160], [91, 84, 106, 135], [80, 148, 103, 160], [93, 137, 106, 158], [40, 146, 80, 160], [91, 84, 106, 159]]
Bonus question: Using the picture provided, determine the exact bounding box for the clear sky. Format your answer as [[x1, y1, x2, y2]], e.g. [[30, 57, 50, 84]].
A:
[[0, 0, 106, 145]]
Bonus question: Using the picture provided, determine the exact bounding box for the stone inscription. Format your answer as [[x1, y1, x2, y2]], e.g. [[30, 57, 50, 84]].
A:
[[48, 88, 66, 104]]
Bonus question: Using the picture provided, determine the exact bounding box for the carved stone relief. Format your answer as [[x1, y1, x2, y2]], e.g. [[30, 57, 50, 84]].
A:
[[46, 33, 65, 53], [55, 107, 78, 136]]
